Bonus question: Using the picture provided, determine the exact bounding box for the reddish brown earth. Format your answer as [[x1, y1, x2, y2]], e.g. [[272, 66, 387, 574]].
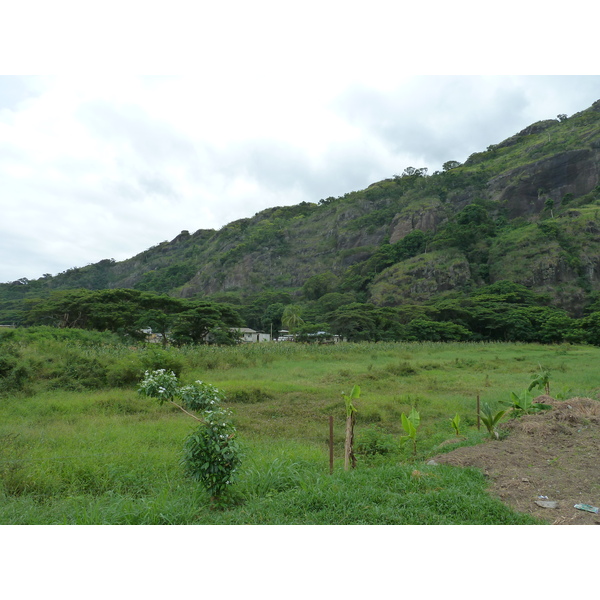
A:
[[430, 397, 600, 525]]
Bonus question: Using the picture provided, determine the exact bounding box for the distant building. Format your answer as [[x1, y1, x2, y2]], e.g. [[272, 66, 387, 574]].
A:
[[308, 331, 344, 344], [140, 328, 164, 344], [275, 329, 344, 343], [232, 327, 271, 343], [275, 329, 294, 342], [139, 326, 271, 344]]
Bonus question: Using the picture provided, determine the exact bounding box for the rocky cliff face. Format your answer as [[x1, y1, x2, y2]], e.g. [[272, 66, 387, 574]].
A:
[[489, 149, 600, 218], [388, 202, 446, 244]]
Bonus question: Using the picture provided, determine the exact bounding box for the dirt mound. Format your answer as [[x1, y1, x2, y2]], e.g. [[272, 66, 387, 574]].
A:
[[430, 397, 600, 525]]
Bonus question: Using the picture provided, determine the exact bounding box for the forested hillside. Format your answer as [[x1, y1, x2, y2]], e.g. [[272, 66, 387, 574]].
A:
[[2, 99, 600, 343]]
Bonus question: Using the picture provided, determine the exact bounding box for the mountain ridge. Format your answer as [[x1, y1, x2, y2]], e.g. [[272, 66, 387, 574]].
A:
[[2, 99, 600, 327]]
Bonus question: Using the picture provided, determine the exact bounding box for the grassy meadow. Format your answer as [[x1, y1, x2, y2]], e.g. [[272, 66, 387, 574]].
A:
[[2, 331, 600, 524]]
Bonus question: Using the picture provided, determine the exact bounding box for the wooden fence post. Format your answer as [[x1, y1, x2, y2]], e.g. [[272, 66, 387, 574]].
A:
[[342, 385, 360, 471], [329, 416, 334, 475]]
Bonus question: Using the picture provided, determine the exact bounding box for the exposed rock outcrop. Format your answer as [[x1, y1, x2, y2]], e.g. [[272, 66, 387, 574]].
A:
[[489, 149, 600, 218], [389, 203, 446, 244]]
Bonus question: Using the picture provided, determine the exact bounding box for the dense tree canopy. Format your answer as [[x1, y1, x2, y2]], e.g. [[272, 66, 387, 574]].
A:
[[15, 281, 600, 346], [23, 289, 242, 344]]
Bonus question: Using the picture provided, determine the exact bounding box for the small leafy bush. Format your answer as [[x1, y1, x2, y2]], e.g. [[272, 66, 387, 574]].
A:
[[138, 369, 241, 501], [528, 365, 551, 395], [105, 356, 144, 387], [182, 408, 241, 500], [139, 349, 184, 377], [138, 369, 179, 404]]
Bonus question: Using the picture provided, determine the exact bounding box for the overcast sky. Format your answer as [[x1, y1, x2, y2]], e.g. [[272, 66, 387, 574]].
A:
[[1, 2, 599, 283]]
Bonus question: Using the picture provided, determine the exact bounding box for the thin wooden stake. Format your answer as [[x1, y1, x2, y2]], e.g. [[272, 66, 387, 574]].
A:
[[329, 416, 334, 475], [477, 394, 481, 431], [344, 412, 356, 471]]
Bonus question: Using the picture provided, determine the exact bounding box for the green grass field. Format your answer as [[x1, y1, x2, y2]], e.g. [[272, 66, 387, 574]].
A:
[[2, 338, 599, 524]]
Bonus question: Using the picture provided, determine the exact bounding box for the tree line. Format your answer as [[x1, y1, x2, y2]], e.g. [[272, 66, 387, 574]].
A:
[[22, 288, 243, 345], [17, 282, 600, 347]]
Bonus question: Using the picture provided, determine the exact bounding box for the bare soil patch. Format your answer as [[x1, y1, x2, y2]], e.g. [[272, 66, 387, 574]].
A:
[[431, 397, 600, 525]]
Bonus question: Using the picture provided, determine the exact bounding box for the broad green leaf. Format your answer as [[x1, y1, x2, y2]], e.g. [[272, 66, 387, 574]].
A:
[[401, 413, 416, 438], [408, 408, 420, 428], [349, 385, 361, 400], [493, 409, 506, 425], [401, 412, 409, 432], [342, 385, 360, 416]]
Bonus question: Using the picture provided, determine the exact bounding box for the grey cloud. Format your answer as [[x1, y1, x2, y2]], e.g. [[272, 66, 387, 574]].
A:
[[137, 174, 179, 197], [306, 143, 395, 199], [76, 99, 198, 166], [105, 174, 179, 201], [332, 77, 529, 169], [75, 99, 206, 208], [209, 136, 390, 206], [332, 76, 600, 171], [220, 139, 311, 190], [1, 232, 68, 282]]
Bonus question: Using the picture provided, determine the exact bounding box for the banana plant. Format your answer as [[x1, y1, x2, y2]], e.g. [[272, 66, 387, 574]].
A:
[[479, 402, 506, 439], [450, 413, 461, 436], [528, 365, 551, 396], [342, 385, 360, 419], [503, 389, 552, 417], [400, 408, 420, 456]]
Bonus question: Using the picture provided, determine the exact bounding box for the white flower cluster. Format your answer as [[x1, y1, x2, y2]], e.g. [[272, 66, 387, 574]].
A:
[[138, 369, 180, 403]]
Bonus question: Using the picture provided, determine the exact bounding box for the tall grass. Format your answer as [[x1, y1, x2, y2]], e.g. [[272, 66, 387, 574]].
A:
[[2, 334, 600, 524]]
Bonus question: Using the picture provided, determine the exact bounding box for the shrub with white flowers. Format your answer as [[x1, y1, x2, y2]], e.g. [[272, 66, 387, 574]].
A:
[[138, 369, 240, 501], [138, 369, 179, 404], [178, 381, 225, 412]]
